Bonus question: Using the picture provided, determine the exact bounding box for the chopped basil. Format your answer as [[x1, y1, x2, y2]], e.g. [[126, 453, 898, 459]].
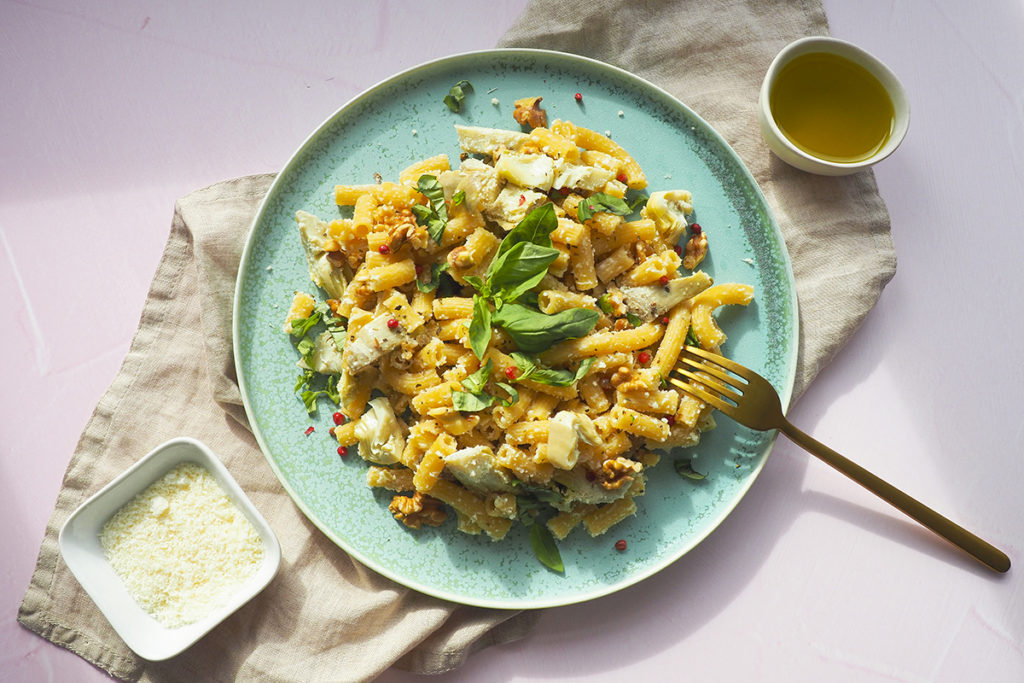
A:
[[461, 358, 493, 394], [443, 79, 473, 112], [674, 457, 706, 481], [451, 360, 518, 412], [595, 293, 614, 316], [625, 312, 643, 328], [451, 389, 497, 412], [416, 261, 451, 293], [626, 192, 650, 212], [412, 174, 448, 244], [510, 352, 594, 387], [468, 295, 492, 359], [576, 192, 632, 222], [685, 325, 700, 348], [452, 189, 466, 206], [288, 310, 321, 338], [296, 336, 317, 367], [529, 523, 564, 573], [315, 302, 346, 353], [299, 373, 340, 415]]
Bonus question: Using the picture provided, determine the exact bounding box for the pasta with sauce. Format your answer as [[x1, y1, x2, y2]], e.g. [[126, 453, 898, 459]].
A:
[[283, 105, 753, 566]]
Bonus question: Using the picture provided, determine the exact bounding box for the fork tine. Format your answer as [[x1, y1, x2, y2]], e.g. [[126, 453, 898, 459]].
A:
[[668, 375, 734, 413], [683, 345, 752, 378], [674, 368, 742, 404], [678, 354, 748, 391]]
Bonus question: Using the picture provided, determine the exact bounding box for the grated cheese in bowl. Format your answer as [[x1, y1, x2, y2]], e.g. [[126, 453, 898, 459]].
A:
[[99, 462, 265, 628], [59, 437, 281, 661]]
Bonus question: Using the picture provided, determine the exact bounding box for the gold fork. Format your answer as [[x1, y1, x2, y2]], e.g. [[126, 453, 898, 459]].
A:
[[671, 345, 1011, 573]]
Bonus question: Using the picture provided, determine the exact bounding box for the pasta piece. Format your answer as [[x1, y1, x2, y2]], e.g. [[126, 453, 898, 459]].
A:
[[582, 497, 638, 536], [652, 300, 693, 379], [690, 283, 755, 349], [399, 154, 450, 186], [541, 324, 664, 365]]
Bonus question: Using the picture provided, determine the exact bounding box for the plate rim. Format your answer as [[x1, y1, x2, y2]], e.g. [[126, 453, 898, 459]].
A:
[[232, 47, 799, 609]]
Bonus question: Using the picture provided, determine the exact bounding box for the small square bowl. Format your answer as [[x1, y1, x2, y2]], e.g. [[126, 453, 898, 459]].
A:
[[58, 437, 281, 661]]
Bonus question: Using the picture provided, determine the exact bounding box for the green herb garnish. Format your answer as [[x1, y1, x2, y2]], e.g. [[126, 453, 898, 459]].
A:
[[463, 203, 599, 358], [452, 189, 466, 206], [315, 302, 346, 353], [287, 309, 321, 339], [576, 192, 632, 222], [510, 352, 594, 387], [595, 293, 614, 316], [684, 324, 700, 348], [529, 523, 564, 573], [451, 359, 519, 412], [443, 79, 473, 112], [492, 304, 599, 354], [626, 192, 650, 212], [625, 312, 643, 328], [674, 457, 706, 481], [411, 174, 449, 244], [416, 261, 451, 293]]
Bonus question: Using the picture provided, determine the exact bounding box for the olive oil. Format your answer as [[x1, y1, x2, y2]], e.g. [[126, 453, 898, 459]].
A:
[[770, 52, 895, 163]]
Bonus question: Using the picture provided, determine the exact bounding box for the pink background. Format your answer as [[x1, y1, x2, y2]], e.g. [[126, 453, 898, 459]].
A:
[[3, 1, 1022, 681]]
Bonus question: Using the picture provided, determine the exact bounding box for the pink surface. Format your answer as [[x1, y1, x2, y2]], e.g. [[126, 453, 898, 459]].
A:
[[3, 2, 1022, 681]]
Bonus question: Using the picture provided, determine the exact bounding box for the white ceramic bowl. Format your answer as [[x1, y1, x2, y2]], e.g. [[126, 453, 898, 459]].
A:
[[758, 36, 910, 175], [58, 437, 281, 661]]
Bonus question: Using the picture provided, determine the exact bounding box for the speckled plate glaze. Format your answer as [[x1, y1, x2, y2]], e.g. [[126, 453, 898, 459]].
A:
[[234, 49, 798, 609]]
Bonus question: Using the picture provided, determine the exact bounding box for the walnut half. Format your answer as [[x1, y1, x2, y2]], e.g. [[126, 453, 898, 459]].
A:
[[389, 491, 447, 529], [683, 231, 708, 270], [513, 96, 548, 129], [599, 457, 643, 490]]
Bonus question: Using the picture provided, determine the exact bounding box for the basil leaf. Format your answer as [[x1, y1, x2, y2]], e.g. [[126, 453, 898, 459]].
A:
[[468, 295, 493, 359], [296, 337, 317, 367], [463, 274, 487, 294], [494, 202, 557, 261], [487, 241, 560, 303], [510, 353, 594, 387], [443, 79, 473, 112], [461, 358, 493, 394], [627, 192, 650, 212], [492, 304, 599, 354], [451, 389, 495, 412], [416, 262, 451, 293], [595, 293, 614, 316], [315, 302, 347, 353], [685, 325, 700, 348], [288, 310, 321, 338], [625, 312, 643, 328], [299, 374, 340, 415], [495, 381, 519, 405], [529, 523, 564, 573], [674, 458, 707, 481], [577, 192, 632, 222], [452, 189, 466, 206], [413, 175, 449, 244], [294, 369, 315, 392]]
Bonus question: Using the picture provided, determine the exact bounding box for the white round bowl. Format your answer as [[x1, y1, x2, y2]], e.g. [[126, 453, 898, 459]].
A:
[[758, 36, 910, 176]]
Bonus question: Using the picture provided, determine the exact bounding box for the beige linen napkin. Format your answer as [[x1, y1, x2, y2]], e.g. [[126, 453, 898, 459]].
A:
[[19, 0, 895, 680]]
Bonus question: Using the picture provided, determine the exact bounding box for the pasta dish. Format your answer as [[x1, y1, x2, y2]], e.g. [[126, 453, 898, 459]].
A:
[[282, 99, 752, 568]]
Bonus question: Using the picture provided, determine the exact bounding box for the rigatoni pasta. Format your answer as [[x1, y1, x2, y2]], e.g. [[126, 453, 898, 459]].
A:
[[282, 104, 753, 569]]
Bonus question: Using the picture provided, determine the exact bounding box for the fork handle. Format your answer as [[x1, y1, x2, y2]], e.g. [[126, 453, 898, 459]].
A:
[[777, 419, 1011, 573]]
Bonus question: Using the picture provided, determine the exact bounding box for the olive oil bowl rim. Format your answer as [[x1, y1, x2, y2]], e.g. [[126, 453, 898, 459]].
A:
[[758, 35, 910, 176]]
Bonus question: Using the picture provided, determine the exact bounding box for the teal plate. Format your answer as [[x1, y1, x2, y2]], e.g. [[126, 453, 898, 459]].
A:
[[234, 49, 798, 609]]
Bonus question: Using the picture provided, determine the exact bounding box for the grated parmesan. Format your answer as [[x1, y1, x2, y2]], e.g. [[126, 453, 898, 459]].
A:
[[99, 463, 264, 628]]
